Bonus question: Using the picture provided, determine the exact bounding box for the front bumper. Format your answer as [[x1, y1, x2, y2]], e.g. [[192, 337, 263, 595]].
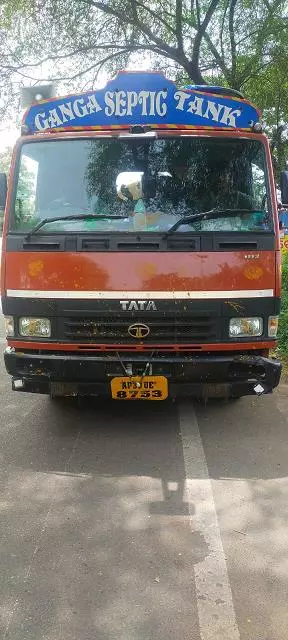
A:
[[4, 348, 282, 398]]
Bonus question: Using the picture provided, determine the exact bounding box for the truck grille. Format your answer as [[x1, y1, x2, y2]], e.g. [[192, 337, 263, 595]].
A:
[[63, 315, 218, 343]]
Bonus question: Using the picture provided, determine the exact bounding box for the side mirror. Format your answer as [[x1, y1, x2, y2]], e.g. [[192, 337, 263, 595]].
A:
[[0, 173, 7, 209]]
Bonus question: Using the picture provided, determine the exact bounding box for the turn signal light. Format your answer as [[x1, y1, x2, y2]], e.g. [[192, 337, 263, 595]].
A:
[[268, 316, 279, 338]]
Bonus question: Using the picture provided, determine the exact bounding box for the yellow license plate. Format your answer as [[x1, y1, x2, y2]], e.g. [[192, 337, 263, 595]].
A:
[[111, 376, 168, 400]]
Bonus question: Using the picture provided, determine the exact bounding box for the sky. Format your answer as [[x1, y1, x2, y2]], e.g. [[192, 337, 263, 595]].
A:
[[0, 126, 18, 151], [0, 55, 155, 152]]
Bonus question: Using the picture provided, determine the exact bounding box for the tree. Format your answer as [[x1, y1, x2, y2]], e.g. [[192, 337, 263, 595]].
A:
[[0, 146, 35, 214], [0, 146, 12, 175], [0, 146, 11, 227], [0, 1, 287, 171], [0, 0, 287, 115], [245, 42, 288, 179]]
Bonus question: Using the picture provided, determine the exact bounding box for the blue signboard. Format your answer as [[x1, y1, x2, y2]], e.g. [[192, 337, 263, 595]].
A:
[[23, 71, 260, 134]]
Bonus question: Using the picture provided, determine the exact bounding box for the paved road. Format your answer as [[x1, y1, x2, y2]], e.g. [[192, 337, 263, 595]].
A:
[[1, 313, 288, 640]]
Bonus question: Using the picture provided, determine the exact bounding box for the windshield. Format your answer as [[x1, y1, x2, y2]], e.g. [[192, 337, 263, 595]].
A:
[[11, 136, 273, 234]]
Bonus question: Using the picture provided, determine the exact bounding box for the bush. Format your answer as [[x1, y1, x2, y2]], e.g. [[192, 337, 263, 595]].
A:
[[278, 252, 288, 355]]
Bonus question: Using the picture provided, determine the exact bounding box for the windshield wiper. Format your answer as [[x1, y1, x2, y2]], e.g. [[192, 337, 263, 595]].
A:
[[25, 213, 130, 240], [166, 209, 262, 234]]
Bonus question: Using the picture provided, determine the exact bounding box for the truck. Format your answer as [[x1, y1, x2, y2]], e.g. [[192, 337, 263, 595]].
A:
[[0, 71, 282, 401]]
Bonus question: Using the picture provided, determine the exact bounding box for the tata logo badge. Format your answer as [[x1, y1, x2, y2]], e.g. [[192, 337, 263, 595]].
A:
[[128, 323, 150, 339], [120, 300, 157, 311]]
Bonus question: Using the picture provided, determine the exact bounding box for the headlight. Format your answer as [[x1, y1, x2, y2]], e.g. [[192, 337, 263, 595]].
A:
[[268, 316, 279, 337], [19, 317, 51, 338], [4, 316, 14, 337], [229, 317, 263, 338]]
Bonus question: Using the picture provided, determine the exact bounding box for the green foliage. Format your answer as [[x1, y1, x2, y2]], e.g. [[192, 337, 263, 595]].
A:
[[278, 253, 288, 355], [0, 146, 36, 225], [0, 1, 287, 170], [0, 146, 11, 228], [244, 37, 288, 178], [0, 1, 287, 104], [0, 1, 35, 28], [0, 146, 12, 175]]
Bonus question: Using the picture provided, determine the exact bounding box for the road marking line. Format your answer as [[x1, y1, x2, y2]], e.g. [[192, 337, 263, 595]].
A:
[[179, 401, 240, 640]]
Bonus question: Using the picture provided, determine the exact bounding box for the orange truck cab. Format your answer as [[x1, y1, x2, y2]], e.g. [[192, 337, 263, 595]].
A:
[[0, 71, 282, 400]]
